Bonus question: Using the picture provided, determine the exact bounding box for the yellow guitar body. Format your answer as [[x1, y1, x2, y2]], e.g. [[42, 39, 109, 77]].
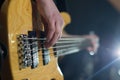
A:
[[0, 0, 71, 80]]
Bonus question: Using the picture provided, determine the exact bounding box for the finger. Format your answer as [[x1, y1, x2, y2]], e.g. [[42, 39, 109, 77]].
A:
[[55, 21, 63, 41], [45, 21, 62, 48], [45, 19, 56, 48], [46, 32, 59, 48], [56, 19, 63, 40], [57, 31, 62, 40], [87, 41, 99, 53], [56, 32, 62, 41], [45, 20, 55, 43]]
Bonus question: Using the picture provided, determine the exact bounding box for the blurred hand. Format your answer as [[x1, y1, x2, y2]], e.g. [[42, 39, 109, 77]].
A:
[[83, 34, 99, 53], [36, 0, 64, 48]]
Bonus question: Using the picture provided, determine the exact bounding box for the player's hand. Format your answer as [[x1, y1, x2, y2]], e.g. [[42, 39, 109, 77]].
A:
[[36, 0, 64, 48]]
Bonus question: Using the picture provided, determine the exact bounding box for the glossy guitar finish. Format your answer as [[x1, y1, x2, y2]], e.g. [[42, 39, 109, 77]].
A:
[[0, 0, 70, 80]]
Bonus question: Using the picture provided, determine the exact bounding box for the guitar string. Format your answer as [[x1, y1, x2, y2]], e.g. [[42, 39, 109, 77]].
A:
[[38, 47, 80, 57], [22, 44, 80, 56], [26, 46, 80, 54], [18, 37, 87, 54], [21, 37, 84, 50], [23, 37, 86, 41], [24, 40, 83, 46], [22, 37, 85, 47], [22, 43, 81, 52]]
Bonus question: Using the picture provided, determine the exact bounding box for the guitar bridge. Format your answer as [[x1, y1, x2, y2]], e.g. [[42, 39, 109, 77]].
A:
[[17, 31, 39, 69]]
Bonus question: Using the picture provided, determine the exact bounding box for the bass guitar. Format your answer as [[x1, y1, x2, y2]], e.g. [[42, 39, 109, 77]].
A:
[[0, 0, 92, 80]]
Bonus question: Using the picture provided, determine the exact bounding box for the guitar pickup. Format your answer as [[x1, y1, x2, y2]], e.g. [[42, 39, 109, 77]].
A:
[[28, 31, 39, 69], [42, 47, 50, 65], [40, 31, 50, 65]]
